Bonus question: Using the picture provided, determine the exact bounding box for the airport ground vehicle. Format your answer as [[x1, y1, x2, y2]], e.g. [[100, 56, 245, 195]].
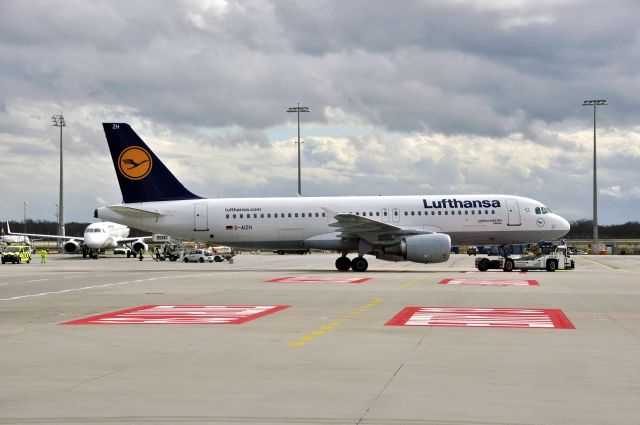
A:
[[184, 249, 214, 263], [1, 245, 32, 264], [212, 246, 234, 262], [475, 244, 574, 272], [114, 247, 132, 256]]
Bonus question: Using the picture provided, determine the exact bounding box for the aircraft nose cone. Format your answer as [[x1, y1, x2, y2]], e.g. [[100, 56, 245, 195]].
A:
[[559, 216, 570, 232]]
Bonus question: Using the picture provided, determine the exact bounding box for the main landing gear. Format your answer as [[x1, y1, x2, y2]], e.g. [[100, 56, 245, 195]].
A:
[[335, 255, 369, 272]]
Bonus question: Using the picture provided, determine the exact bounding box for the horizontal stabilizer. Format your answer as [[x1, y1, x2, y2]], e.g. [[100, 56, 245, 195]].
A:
[[106, 206, 166, 219]]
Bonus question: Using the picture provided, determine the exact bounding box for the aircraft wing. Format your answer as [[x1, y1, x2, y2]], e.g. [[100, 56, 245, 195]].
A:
[[117, 236, 153, 244], [6, 222, 84, 241], [324, 209, 430, 245]]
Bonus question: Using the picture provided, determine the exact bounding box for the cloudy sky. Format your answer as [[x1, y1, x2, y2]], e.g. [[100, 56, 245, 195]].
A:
[[1, 0, 639, 225]]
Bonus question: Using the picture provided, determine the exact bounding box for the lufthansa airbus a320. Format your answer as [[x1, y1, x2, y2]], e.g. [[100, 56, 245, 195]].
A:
[[95, 123, 570, 272]]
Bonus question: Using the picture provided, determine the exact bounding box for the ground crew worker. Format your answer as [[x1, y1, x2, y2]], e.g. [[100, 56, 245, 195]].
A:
[[40, 248, 47, 264], [153, 245, 159, 261], [138, 249, 143, 261]]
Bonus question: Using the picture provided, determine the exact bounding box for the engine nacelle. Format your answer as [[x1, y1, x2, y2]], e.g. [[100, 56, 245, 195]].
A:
[[378, 233, 451, 264], [132, 240, 148, 253], [63, 240, 81, 254]]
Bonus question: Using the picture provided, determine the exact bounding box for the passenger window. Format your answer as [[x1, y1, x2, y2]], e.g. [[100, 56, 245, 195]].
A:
[[485, 210, 488, 215], [233, 214, 236, 219], [404, 211, 408, 216], [322, 212, 326, 217], [267, 213, 271, 218], [418, 211, 421, 216], [369, 212, 373, 216], [411, 211, 415, 216], [438, 211, 442, 216], [260, 213, 264, 218], [492, 210, 495, 214], [376, 212, 380, 216], [226, 214, 229, 219], [465, 211, 468, 215], [431, 211, 435, 216], [458, 211, 462, 215], [315, 212, 319, 217], [301, 213, 305, 217], [240, 214, 243, 218], [254, 214, 258, 218]]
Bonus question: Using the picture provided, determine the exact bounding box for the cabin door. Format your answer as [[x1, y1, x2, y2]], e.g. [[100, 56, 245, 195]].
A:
[[506, 199, 521, 226], [194, 203, 209, 231]]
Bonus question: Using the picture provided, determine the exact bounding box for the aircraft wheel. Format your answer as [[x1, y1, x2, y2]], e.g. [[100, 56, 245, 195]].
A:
[[335, 256, 351, 271], [351, 257, 368, 272], [503, 259, 514, 272]]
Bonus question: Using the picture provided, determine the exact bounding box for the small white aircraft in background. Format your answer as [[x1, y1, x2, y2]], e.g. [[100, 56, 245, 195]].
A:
[[6, 221, 151, 259], [1, 233, 31, 245]]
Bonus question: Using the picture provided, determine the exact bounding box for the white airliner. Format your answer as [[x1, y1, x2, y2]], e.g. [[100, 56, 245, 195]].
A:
[[1, 234, 30, 245], [7, 221, 150, 259], [95, 123, 570, 272]]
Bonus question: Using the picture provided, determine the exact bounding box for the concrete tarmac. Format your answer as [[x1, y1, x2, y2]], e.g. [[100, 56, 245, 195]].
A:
[[1, 253, 639, 425]]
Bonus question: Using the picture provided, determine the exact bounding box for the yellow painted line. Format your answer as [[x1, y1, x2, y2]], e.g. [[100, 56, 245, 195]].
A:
[[400, 276, 426, 289], [577, 257, 640, 276], [288, 297, 384, 348], [579, 257, 612, 269]]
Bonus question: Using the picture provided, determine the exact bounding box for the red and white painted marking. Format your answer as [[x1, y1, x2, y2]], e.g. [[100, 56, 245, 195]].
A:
[[386, 307, 574, 329], [265, 276, 371, 284], [439, 278, 539, 286], [62, 305, 289, 325], [460, 271, 527, 274]]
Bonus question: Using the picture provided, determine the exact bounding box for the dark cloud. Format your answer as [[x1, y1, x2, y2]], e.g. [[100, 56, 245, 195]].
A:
[[0, 0, 638, 223]]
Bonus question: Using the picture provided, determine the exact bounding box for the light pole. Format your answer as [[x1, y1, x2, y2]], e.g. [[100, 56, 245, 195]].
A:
[[52, 113, 66, 248], [287, 103, 309, 196], [24, 200, 27, 233], [582, 99, 607, 249]]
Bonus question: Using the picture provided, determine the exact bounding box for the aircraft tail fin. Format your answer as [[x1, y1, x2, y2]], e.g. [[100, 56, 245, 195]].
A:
[[102, 123, 202, 203]]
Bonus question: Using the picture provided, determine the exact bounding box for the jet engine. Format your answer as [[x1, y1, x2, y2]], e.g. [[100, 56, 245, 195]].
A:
[[376, 233, 451, 264], [132, 240, 148, 254], [63, 240, 81, 254]]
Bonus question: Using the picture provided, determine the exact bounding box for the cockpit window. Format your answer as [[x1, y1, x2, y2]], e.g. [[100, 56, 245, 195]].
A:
[[536, 207, 551, 214]]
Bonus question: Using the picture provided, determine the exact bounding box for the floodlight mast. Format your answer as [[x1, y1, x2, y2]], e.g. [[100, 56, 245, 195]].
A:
[[52, 114, 66, 247], [582, 100, 607, 248], [287, 103, 309, 196]]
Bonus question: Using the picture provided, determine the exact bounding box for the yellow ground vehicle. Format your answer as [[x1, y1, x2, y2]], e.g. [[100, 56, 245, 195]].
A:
[[1, 245, 32, 264]]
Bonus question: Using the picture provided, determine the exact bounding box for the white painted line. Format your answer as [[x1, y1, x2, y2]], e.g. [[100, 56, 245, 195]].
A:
[[0, 277, 164, 301]]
